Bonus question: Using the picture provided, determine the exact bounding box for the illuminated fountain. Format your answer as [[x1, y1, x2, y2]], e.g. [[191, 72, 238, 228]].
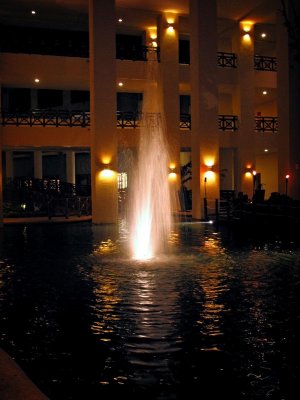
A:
[[130, 64, 172, 260]]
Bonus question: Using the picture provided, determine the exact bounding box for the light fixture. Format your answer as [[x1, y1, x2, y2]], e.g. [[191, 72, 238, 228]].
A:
[[261, 33, 267, 38], [262, 90, 268, 95], [118, 82, 124, 87], [245, 165, 252, 177], [34, 78, 40, 83], [118, 18, 123, 22], [167, 24, 174, 32], [241, 21, 253, 44], [99, 163, 114, 179], [264, 148, 269, 152], [31, 10, 36, 15]]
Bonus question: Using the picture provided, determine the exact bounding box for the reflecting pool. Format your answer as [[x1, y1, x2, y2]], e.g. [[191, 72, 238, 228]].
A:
[[0, 221, 300, 399]]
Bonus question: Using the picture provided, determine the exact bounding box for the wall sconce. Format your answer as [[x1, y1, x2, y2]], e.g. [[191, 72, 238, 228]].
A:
[[99, 162, 114, 179], [167, 23, 174, 33], [241, 21, 253, 43], [204, 163, 215, 180], [168, 165, 177, 181], [245, 166, 252, 177]]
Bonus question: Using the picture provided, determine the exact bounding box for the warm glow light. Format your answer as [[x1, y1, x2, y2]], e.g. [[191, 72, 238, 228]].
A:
[[261, 33, 267, 38], [31, 10, 36, 15], [243, 33, 251, 43], [132, 209, 153, 260], [241, 21, 253, 32], [168, 172, 177, 182], [264, 149, 269, 152], [286, 174, 290, 179], [150, 41, 158, 47], [99, 168, 114, 179], [34, 78, 40, 83], [204, 158, 215, 168], [245, 171, 252, 178], [118, 18, 123, 22], [166, 17, 175, 24], [167, 25, 174, 33], [253, 170, 257, 176], [241, 21, 253, 44], [204, 170, 214, 180], [262, 90, 268, 95], [148, 27, 157, 40], [118, 82, 124, 87]]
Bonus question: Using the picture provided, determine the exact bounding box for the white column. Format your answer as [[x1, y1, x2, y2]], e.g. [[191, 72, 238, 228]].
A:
[[190, 0, 219, 219], [89, 0, 118, 223], [158, 12, 181, 212], [232, 21, 256, 198]]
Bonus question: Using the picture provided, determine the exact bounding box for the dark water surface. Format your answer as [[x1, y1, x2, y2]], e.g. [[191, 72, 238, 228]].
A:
[[1, 221, 300, 399]]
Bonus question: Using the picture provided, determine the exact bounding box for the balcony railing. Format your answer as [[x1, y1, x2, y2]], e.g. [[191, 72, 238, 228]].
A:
[[217, 52, 237, 68], [1, 110, 90, 127], [180, 114, 191, 129], [254, 55, 277, 71], [0, 110, 278, 133], [218, 115, 238, 131], [255, 116, 278, 132]]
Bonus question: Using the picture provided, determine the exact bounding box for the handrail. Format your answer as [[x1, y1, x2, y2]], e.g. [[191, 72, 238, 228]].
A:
[[0, 110, 278, 133]]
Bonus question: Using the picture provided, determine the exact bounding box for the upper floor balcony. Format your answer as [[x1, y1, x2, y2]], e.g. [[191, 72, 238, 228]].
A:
[[0, 109, 278, 133], [0, 25, 277, 71]]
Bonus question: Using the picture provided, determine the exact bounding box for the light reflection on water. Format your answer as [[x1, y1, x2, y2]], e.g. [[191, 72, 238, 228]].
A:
[[0, 222, 300, 399]]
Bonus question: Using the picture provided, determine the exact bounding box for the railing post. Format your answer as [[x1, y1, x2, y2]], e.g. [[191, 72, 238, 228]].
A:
[[204, 197, 208, 220]]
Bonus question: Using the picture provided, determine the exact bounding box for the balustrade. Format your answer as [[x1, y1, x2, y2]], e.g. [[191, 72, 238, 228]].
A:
[[0, 110, 278, 133]]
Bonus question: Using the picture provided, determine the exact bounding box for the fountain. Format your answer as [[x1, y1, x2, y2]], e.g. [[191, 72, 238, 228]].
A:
[[129, 63, 172, 260]]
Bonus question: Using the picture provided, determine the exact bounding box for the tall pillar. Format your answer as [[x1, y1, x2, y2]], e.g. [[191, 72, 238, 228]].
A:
[[190, 0, 219, 219], [0, 89, 3, 226], [277, 0, 300, 199], [0, 146, 2, 226], [89, 0, 118, 223], [66, 151, 76, 184], [232, 21, 256, 198], [33, 150, 43, 179], [158, 13, 181, 212]]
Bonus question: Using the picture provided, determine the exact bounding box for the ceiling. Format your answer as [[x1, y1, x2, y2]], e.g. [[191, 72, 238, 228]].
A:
[[0, 0, 278, 31]]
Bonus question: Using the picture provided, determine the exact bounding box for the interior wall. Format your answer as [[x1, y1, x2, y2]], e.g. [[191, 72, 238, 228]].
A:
[[256, 152, 278, 198]]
